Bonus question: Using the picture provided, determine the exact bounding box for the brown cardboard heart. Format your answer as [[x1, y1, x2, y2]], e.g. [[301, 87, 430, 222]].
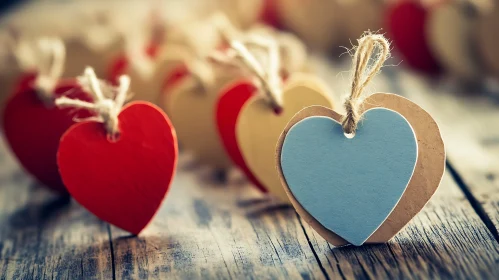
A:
[[236, 73, 334, 201], [276, 93, 445, 245]]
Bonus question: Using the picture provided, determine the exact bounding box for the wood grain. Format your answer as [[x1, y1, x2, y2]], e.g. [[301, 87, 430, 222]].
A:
[[0, 140, 114, 279], [301, 172, 499, 279], [392, 68, 499, 238], [109, 166, 330, 279]]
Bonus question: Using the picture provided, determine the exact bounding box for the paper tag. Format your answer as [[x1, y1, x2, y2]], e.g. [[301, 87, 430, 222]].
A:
[[236, 73, 333, 201], [276, 93, 445, 246], [57, 102, 178, 234], [216, 79, 266, 192], [168, 66, 237, 169], [2, 75, 93, 193], [281, 108, 417, 246], [386, 1, 441, 73]]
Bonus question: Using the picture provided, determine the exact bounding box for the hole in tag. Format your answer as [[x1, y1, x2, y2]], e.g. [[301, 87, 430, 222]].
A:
[[273, 107, 283, 115], [107, 132, 121, 143], [344, 133, 355, 139]]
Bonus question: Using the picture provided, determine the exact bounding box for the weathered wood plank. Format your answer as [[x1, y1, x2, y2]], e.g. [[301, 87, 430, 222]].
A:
[[302, 172, 499, 279], [392, 69, 499, 237], [0, 140, 113, 280], [1, 56, 499, 279], [109, 165, 331, 279]]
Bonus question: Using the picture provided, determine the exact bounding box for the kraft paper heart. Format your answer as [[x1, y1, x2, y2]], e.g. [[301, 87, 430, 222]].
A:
[[56, 69, 177, 234], [236, 73, 333, 201], [167, 64, 237, 169], [276, 94, 445, 246], [279, 107, 417, 246], [276, 34, 445, 246], [2, 74, 93, 193]]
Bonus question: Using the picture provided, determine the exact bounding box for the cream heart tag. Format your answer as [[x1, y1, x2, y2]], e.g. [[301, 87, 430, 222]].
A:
[[237, 73, 333, 201], [168, 63, 238, 169], [215, 29, 334, 201]]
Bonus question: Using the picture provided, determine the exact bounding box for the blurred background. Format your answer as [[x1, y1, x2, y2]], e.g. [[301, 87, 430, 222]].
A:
[[1, 0, 498, 104]]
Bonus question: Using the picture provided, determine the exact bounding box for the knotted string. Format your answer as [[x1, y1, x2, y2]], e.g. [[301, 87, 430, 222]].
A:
[[214, 17, 283, 111], [10, 37, 66, 104], [342, 33, 390, 135], [55, 67, 129, 139], [33, 38, 66, 103]]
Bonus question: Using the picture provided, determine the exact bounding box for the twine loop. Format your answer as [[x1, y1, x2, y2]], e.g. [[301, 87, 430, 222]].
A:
[[10, 37, 66, 104], [342, 33, 390, 135], [213, 18, 283, 111], [55, 67, 129, 139]]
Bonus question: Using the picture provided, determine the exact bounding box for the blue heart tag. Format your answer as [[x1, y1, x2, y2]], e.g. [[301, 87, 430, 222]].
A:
[[280, 108, 417, 246]]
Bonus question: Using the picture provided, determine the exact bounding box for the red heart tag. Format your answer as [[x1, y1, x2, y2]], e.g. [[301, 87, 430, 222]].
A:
[[57, 102, 178, 234], [216, 79, 267, 193], [2, 73, 93, 193], [386, 1, 441, 74]]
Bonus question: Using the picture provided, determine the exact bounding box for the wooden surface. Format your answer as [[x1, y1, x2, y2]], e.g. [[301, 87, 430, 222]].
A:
[[1, 59, 499, 279]]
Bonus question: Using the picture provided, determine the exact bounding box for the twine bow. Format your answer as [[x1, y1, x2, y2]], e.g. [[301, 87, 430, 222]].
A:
[[342, 33, 390, 135], [55, 67, 129, 139]]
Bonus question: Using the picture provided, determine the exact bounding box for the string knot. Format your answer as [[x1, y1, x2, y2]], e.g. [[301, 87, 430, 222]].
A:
[[215, 34, 283, 111], [341, 33, 390, 135], [55, 67, 130, 139], [11, 37, 66, 104]]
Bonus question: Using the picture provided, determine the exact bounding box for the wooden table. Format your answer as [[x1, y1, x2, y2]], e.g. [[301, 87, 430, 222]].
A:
[[0, 60, 498, 279]]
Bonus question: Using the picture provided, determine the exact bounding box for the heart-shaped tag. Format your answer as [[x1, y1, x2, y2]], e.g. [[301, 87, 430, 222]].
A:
[[56, 68, 177, 234], [386, 1, 441, 74], [58, 102, 177, 234], [2, 74, 93, 193], [277, 33, 445, 246], [216, 79, 266, 191], [167, 66, 237, 169], [236, 73, 333, 201], [276, 94, 445, 246], [279, 105, 418, 246]]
